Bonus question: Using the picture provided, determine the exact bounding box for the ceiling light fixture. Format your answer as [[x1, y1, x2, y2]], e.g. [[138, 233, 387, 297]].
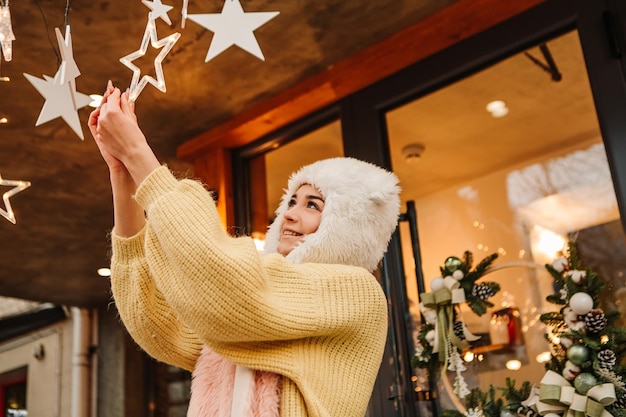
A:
[[401, 143, 426, 164], [486, 100, 509, 118], [97, 268, 111, 277], [0, 76, 9, 81], [0, 117, 7, 124]]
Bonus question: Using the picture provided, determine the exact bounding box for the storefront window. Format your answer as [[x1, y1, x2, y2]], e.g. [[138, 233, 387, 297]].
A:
[[386, 29, 624, 410]]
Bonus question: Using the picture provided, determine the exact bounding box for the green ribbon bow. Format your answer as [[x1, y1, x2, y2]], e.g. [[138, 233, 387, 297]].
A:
[[420, 277, 470, 363], [529, 371, 616, 417]]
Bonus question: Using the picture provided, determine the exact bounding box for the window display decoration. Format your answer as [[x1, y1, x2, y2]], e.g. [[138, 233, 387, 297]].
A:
[[412, 251, 501, 398], [435, 241, 626, 417]]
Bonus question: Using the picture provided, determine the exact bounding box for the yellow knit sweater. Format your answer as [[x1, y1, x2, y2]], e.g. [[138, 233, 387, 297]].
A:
[[110, 166, 389, 417]]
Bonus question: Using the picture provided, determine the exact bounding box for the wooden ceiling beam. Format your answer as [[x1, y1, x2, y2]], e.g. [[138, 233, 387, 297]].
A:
[[177, 0, 545, 161]]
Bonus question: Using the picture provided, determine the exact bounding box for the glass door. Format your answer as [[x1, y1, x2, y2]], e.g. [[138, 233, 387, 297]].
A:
[[387, 27, 623, 411]]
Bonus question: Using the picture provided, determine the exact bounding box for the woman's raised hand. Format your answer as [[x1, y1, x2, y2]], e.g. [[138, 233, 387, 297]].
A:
[[88, 81, 161, 186]]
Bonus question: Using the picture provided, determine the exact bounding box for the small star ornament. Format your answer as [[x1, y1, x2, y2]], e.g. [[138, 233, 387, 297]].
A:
[[0, 174, 31, 224], [188, 0, 279, 62], [0, 2, 15, 62], [142, 0, 174, 26], [120, 18, 181, 102]]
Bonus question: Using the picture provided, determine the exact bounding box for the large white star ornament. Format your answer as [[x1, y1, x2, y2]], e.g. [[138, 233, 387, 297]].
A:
[[188, 0, 279, 62], [120, 19, 181, 102], [23, 73, 92, 140], [0, 4, 15, 61], [0, 175, 31, 225], [142, 0, 174, 26]]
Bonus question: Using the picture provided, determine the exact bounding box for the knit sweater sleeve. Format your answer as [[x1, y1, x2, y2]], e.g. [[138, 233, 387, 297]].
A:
[[110, 228, 204, 371], [131, 166, 381, 345]]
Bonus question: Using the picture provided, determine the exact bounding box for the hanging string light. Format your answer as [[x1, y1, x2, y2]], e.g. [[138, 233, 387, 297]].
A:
[[0, 174, 31, 225], [0, 0, 15, 62]]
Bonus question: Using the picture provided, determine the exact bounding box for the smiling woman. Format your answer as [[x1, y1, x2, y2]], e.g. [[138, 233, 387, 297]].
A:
[[88, 84, 402, 417]]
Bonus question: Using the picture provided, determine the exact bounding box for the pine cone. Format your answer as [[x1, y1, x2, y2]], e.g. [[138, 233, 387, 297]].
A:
[[516, 405, 537, 417], [472, 283, 494, 300], [453, 321, 466, 340], [584, 309, 607, 334], [598, 349, 617, 369], [613, 395, 626, 409]]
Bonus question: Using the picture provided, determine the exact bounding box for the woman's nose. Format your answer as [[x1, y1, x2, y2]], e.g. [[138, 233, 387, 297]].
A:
[[284, 207, 299, 221]]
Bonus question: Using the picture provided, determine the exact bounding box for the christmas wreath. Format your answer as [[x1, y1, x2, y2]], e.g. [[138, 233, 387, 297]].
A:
[[435, 241, 626, 417], [412, 251, 501, 398]]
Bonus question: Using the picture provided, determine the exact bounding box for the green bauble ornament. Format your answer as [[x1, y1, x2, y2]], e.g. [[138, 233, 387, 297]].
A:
[[567, 344, 590, 366], [574, 373, 598, 395], [444, 256, 463, 273]]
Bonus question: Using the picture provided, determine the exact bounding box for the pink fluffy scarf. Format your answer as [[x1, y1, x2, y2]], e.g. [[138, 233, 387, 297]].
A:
[[187, 346, 282, 417]]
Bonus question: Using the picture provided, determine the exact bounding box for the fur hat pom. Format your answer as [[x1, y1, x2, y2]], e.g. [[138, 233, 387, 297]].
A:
[[263, 157, 401, 272]]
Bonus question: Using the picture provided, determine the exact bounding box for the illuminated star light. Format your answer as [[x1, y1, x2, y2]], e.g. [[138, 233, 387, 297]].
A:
[[188, 0, 279, 62], [23, 73, 92, 140], [142, 0, 174, 26], [0, 174, 31, 224], [119, 18, 181, 102], [0, 3, 16, 62]]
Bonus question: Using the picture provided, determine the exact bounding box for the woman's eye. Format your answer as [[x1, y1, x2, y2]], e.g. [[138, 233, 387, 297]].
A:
[[287, 199, 296, 207], [307, 201, 320, 210]]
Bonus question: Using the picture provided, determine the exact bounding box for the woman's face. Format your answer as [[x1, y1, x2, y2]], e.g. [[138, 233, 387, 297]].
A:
[[276, 184, 324, 256]]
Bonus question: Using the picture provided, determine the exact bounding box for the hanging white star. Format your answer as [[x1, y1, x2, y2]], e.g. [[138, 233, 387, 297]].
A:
[[187, 0, 279, 62], [0, 3, 15, 62], [119, 18, 181, 102], [23, 73, 92, 140], [53, 25, 82, 113], [53, 26, 80, 87], [0, 174, 31, 225], [142, 0, 174, 26]]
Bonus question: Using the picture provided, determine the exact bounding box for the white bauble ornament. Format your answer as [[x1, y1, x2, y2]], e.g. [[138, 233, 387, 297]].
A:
[[567, 270, 586, 285], [569, 292, 594, 315], [430, 277, 445, 291], [552, 256, 568, 273], [452, 269, 464, 280], [563, 360, 581, 380]]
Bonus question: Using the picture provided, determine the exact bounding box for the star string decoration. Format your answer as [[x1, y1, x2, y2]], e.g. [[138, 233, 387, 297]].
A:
[[120, 17, 181, 102], [142, 0, 174, 26], [0, 1, 15, 62], [0, 174, 31, 225], [187, 0, 279, 62], [24, 25, 91, 140]]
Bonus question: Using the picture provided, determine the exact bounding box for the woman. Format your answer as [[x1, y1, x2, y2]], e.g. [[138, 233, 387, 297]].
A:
[[89, 83, 401, 417]]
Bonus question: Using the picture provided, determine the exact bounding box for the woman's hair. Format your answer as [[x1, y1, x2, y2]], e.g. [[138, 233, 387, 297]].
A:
[[263, 157, 401, 272]]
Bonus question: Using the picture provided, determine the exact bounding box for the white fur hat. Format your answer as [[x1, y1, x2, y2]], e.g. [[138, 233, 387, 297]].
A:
[[263, 157, 401, 272]]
